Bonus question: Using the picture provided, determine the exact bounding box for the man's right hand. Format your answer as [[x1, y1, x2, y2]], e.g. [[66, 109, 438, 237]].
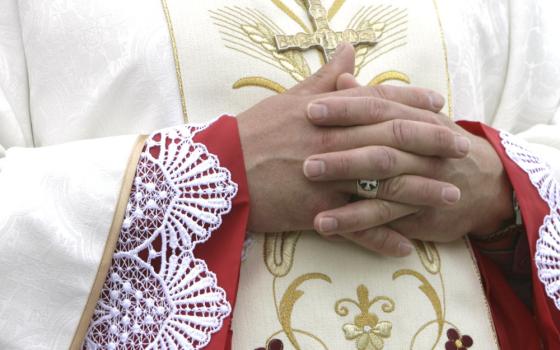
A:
[[236, 44, 464, 251]]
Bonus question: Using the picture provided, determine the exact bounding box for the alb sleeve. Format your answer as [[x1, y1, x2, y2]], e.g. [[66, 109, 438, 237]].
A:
[[458, 121, 560, 349], [79, 116, 249, 350]]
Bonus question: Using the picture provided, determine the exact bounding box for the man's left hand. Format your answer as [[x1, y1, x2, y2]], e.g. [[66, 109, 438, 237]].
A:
[[305, 89, 514, 256]]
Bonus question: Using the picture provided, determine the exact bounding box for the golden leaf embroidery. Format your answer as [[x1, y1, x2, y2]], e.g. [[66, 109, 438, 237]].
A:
[[393, 269, 445, 348], [368, 70, 411, 86], [233, 76, 287, 93], [271, 0, 311, 32], [210, 7, 311, 83], [413, 241, 441, 275], [328, 0, 347, 20], [279, 273, 332, 349], [348, 5, 408, 76], [264, 232, 302, 277]]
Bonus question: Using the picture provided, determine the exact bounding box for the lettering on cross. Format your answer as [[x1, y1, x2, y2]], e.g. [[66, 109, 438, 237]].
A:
[[275, 0, 385, 62]]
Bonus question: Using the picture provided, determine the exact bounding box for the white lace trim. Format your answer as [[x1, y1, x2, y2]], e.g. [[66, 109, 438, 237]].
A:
[[500, 131, 560, 309], [84, 120, 238, 349]]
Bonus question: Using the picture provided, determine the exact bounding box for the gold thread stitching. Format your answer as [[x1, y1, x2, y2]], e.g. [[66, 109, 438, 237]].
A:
[[368, 70, 410, 86], [432, 0, 453, 118], [161, 0, 189, 123]]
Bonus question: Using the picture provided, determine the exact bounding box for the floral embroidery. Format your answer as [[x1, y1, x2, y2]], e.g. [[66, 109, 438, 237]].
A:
[[255, 338, 284, 350], [444, 328, 473, 350], [335, 285, 395, 350], [342, 321, 392, 350], [84, 120, 237, 349]]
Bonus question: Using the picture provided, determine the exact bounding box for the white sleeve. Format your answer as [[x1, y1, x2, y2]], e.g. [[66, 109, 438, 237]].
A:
[[493, 0, 560, 182], [0, 0, 33, 150]]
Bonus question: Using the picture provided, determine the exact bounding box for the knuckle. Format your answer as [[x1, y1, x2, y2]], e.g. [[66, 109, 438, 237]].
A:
[[370, 229, 391, 251], [312, 67, 328, 81], [371, 85, 389, 100], [391, 119, 411, 147], [343, 212, 363, 231], [371, 146, 396, 177], [426, 113, 442, 125], [319, 129, 339, 151], [342, 100, 351, 120], [365, 98, 385, 122], [434, 127, 453, 148], [417, 180, 435, 202], [379, 176, 404, 200], [373, 200, 394, 223], [406, 88, 423, 106], [334, 154, 352, 177]]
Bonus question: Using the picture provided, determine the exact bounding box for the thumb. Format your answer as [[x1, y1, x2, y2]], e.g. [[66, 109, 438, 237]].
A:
[[288, 42, 355, 95], [336, 72, 361, 90]]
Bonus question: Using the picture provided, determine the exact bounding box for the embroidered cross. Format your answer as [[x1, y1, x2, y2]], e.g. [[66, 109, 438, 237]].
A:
[[274, 0, 384, 62]]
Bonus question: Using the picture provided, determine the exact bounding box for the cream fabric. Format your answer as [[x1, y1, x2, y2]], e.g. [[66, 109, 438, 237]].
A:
[[0, 0, 559, 349], [235, 234, 497, 349], [0, 0, 183, 348], [162, 0, 500, 348]]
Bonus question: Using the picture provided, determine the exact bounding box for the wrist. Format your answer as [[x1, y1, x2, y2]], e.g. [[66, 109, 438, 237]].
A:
[[469, 140, 515, 238]]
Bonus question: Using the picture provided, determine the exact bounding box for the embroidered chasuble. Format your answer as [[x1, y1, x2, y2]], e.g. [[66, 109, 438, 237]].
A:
[[164, 1, 497, 348], [1, 0, 560, 349]]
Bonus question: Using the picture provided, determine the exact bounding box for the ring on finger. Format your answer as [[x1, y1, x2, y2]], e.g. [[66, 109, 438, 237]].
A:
[[356, 179, 381, 199]]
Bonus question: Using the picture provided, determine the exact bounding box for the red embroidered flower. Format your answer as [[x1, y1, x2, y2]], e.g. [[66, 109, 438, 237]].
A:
[[255, 339, 284, 350], [445, 328, 473, 350]]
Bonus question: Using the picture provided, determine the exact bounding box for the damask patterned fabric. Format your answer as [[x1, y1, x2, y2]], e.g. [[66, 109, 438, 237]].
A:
[[1, 0, 560, 349]]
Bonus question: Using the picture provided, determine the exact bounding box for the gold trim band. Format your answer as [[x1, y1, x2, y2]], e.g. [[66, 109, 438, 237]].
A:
[[69, 135, 148, 349], [161, 0, 189, 123], [432, 0, 453, 118]]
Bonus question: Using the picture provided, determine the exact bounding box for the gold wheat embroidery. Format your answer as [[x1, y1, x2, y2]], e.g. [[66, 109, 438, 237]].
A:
[[210, 6, 311, 88], [349, 5, 408, 76], [212, 2, 409, 93]]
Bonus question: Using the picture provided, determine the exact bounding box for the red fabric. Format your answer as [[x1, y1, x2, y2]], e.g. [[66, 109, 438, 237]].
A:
[[192, 116, 250, 350], [458, 121, 560, 349]]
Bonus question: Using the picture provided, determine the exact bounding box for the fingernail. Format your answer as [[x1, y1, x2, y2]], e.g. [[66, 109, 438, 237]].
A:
[[308, 103, 328, 121], [455, 136, 471, 155], [429, 92, 445, 110], [442, 187, 461, 204], [304, 159, 325, 178], [398, 242, 414, 256], [319, 217, 338, 233]]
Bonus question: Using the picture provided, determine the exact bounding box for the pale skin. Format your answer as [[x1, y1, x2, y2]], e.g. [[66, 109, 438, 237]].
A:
[[237, 43, 513, 257]]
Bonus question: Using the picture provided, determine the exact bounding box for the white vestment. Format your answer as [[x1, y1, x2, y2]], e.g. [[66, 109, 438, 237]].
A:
[[1, 0, 559, 349]]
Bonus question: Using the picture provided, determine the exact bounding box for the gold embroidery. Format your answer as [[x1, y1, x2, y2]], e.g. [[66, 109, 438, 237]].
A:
[[210, 7, 311, 82], [160, 0, 189, 122], [432, 0, 453, 117], [264, 232, 302, 277], [233, 76, 287, 93], [212, 2, 409, 93], [413, 241, 441, 274], [335, 285, 395, 350], [279, 273, 332, 349], [368, 70, 410, 86], [275, 0, 383, 62], [327, 0, 347, 21], [271, 0, 312, 33], [393, 269, 444, 348], [348, 5, 408, 76]]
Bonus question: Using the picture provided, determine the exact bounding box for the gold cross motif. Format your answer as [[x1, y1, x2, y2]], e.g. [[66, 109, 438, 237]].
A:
[[275, 0, 384, 62]]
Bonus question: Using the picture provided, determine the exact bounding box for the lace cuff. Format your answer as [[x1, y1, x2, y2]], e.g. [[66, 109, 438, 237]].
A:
[[499, 131, 560, 309], [83, 117, 241, 349]]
